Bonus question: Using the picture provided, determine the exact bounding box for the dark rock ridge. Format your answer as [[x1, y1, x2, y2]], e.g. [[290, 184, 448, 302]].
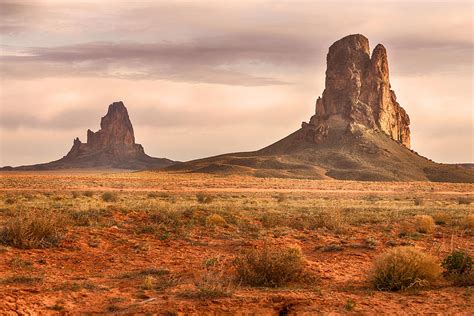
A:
[[4, 102, 175, 170], [302, 34, 411, 147]]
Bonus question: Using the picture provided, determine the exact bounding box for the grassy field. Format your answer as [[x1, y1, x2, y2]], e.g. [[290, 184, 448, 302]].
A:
[[0, 171, 473, 314]]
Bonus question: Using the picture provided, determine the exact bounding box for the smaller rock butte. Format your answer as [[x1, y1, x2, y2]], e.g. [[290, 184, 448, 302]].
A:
[[66, 101, 146, 159], [302, 34, 411, 147], [5, 101, 176, 170]]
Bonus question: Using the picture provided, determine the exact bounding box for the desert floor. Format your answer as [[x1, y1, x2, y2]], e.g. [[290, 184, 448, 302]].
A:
[[0, 171, 473, 314]]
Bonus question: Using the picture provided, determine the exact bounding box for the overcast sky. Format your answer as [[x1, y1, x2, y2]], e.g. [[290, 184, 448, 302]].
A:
[[0, 0, 473, 166]]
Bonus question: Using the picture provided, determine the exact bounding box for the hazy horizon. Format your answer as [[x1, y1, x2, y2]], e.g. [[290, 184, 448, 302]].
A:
[[1, 0, 473, 166]]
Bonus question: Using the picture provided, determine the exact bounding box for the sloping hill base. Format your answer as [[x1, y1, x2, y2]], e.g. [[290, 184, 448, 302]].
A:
[[166, 125, 474, 183], [3, 151, 175, 171]]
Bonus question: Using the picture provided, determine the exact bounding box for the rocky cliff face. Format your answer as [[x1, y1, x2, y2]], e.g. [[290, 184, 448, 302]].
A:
[[305, 34, 411, 147], [65, 101, 146, 159]]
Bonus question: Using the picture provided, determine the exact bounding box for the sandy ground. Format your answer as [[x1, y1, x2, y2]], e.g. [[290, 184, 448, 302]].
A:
[[0, 171, 473, 315]]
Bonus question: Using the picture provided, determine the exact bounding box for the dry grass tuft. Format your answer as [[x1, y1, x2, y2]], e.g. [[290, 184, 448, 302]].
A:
[[414, 215, 435, 233], [180, 269, 234, 299], [0, 210, 65, 249], [371, 246, 441, 291], [414, 197, 424, 206], [457, 197, 472, 205], [432, 212, 450, 225], [464, 214, 474, 231], [196, 192, 214, 204], [205, 214, 227, 227], [235, 243, 310, 287], [101, 192, 118, 202]]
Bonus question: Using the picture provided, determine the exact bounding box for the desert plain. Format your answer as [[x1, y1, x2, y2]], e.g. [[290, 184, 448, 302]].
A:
[[0, 171, 472, 314]]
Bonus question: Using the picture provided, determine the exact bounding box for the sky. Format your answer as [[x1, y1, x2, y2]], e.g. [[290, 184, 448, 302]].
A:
[[0, 0, 473, 166]]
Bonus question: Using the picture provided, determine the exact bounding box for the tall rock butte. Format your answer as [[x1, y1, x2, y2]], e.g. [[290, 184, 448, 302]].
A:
[[303, 34, 411, 147], [67, 101, 145, 159], [6, 101, 175, 170], [165, 34, 474, 182]]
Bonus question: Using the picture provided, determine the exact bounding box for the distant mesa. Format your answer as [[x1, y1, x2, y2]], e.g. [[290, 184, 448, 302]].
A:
[[168, 34, 474, 183], [4, 101, 175, 170]]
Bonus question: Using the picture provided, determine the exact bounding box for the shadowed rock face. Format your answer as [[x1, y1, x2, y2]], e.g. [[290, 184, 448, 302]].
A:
[[307, 34, 411, 147], [87, 102, 135, 149]]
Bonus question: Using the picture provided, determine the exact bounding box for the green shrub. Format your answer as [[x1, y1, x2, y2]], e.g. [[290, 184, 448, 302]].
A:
[[442, 250, 472, 276], [442, 250, 474, 287], [235, 243, 307, 287], [101, 192, 118, 202], [371, 246, 441, 291], [0, 210, 64, 249]]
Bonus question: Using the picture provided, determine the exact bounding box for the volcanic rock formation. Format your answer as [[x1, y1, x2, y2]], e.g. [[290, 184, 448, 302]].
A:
[[303, 34, 410, 147], [167, 34, 474, 183], [5, 102, 174, 170], [66, 101, 146, 160]]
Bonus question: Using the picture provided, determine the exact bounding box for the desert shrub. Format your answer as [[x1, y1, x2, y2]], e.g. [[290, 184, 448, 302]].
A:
[[9, 257, 33, 269], [83, 191, 94, 197], [464, 214, 474, 230], [205, 214, 227, 227], [236, 219, 260, 239], [147, 192, 159, 198], [304, 209, 346, 232], [442, 250, 474, 287], [0, 210, 65, 249], [457, 197, 472, 205], [149, 209, 181, 227], [235, 243, 307, 287], [4, 197, 16, 205], [449, 272, 474, 286], [179, 269, 234, 299], [69, 209, 104, 226], [196, 192, 214, 204], [2, 275, 43, 284], [414, 197, 424, 206], [101, 192, 118, 202], [276, 193, 288, 203], [119, 267, 170, 279], [288, 209, 346, 233], [371, 246, 441, 291], [260, 211, 286, 228], [71, 191, 80, 199], [442, 250, 472, 275], [414, 215, 435, 233], [432, 212, 450, 225]]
